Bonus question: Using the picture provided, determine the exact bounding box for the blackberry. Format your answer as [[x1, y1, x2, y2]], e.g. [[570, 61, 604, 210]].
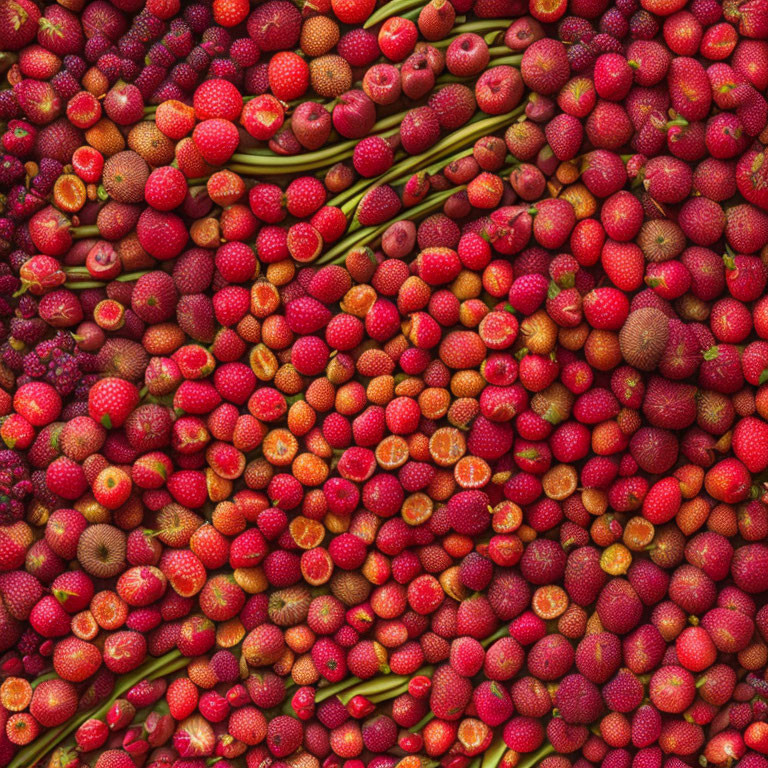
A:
[[97, 52, 123, 83], [150, 80, 186, 105], [32, 470, 58, 508], [629, 10, 658, 39], [120, 59, 140, 81], [119, 33, 148, 62], [148, 42, 176, 67], [202, 26, 232, 55], [208, 58, 242, 83], [9, 317, 46, 345], [230, 38, 259, 68], [23, 655, 47, 678], [17, 628, 42, 656], [0, 91, 19, 120], [17, 294, 38, 319], [0, 219, 16, 255], [7, 185, 47, 221], [164, 22, 193, 58], [599, 8, 629, 37], [53, 330, 76, 352], [690, 0, 722, 23], [62, 401, 90, 420], [171, 62, 198, 90], [84, 33, 113, 64], [22, 351, 47, 378], [244, 63, 269, 96], [590, 32, 623, 52], [558, 16, 594, 42], [0, 274, 20, 295], [567, 43, 596, 72], [63, 54, 87, 79], [0, 155, 25, 187], [133, 64, 167, 100], [50, 70, 81, 102], [13, 222, 35, 255], [132, 9, 167, 43], [45, 350, 81, 396], [31, 158, 63, 197], [183, 3, 213, 33], [186, 44, 212, 72]]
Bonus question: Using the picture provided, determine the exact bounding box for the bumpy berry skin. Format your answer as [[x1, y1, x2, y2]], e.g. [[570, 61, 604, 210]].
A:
[[6, 4, 768, 768]]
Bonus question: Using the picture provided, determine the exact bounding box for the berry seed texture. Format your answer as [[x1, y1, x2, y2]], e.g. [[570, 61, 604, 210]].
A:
[[1, 2, 768, 768]]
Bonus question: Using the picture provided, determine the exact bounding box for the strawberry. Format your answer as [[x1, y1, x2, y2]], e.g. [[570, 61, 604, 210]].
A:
[[144, 166, 188, 211], [13, 80, 61, 125], [268, 52, 310, 101], [213, 0, 249, 27], [193, 118, 240, 166], [668, 57, 712, 121], [1, 0, 40, 50], [37, 5, 84, 56], [87, 377, 139, 430], [732, 416, 768, 473], [357, 185, 402, 227]]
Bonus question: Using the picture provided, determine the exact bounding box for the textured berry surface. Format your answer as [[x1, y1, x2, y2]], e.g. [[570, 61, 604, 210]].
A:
[[3, 3, 768, 768]]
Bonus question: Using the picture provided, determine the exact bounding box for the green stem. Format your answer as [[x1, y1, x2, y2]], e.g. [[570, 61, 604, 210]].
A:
[[8, 651, 185, 768], [66, 281, 109, 289], [409, 711, 436, 733], [364, 0, 424, 28], [317, 185, 466, 265], [314, 675, 364, 704], [481, 625, 509, 648], [367, 681, 411, 704], [339, 106, 524, 218], [70, 225, 100, 239], [30, 672, 58, 689], [115, 270, 150, 282], [491, 55, 523, 66], [431, 20, 515, 46], [232, 111, 407, 165], [337, 675, 410, 705], [480, 736, 509, 768], [517, 743, 556, 768]]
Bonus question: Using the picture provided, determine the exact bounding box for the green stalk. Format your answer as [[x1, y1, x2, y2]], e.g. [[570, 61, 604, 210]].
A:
[[66, 281, 109, 289], [409, 711, 436, 734], [30, 672, 58, 690], [367, 681, 412, 704], [517, 743, 556, 768], [317, 185, 465, 265], [491, 55, 523, 67], [314, 676, 365, 704], [400, 6, 422, 20], [66, 270, 149, 289], [233, 111, 407, 163], [481, 625, 509, 649], [338, 106, 525, 218], [8, 651, 185, 768], [431, 20, 514, 46], [364, 0, 425, 28], [70, 225, 100, 240], [337, 675, 411, 705], [480, 736, 509, 768]]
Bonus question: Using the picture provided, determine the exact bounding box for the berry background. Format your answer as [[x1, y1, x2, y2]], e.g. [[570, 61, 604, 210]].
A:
[[1, 1, 768, 768]]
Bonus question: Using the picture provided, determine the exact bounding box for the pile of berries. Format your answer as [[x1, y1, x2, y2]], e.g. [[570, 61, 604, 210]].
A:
[[2, 0, 768, 767]]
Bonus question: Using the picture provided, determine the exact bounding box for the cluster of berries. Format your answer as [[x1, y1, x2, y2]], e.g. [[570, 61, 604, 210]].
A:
[[3, 0, 768, 768]]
